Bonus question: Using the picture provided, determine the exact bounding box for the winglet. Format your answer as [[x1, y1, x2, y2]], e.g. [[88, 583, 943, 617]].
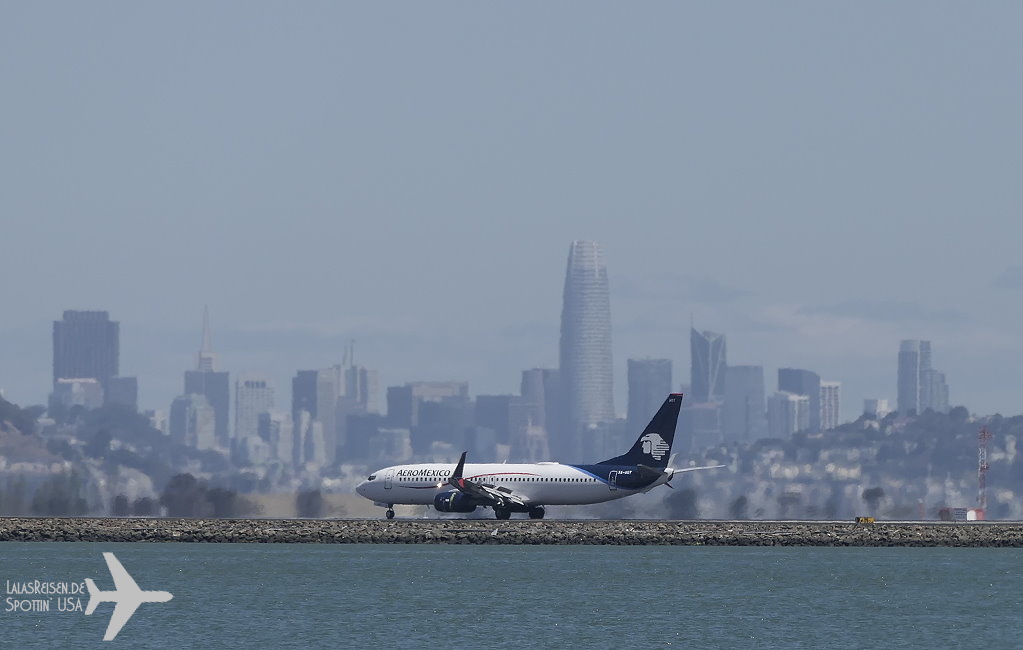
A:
[[451, 451, 467, 480], [85, 578, 99, 616]]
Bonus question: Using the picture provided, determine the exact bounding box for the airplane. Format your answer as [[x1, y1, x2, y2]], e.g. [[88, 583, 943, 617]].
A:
[[355, 393, 724, 520], [85, 552, 174, 641]]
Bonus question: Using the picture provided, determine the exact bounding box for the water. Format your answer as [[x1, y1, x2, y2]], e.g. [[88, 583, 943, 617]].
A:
[[1, 543, 1020, 648]]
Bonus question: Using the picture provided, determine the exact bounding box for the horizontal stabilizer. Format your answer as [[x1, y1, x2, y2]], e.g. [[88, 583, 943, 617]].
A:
[[670, 464, 726, 475], [85, 579, 99, 616]]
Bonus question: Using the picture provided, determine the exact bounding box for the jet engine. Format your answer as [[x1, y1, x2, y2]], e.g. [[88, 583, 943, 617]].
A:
[[433, 490, 479, 513]]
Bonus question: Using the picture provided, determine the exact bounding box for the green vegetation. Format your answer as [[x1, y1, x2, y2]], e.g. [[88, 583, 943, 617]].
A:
[[159, 473, 260, 518], [0, 396, 40, 435]]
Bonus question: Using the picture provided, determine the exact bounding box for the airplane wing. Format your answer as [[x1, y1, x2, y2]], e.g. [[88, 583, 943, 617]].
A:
[[448, 452, 529, 508], [103, 552, 141, 592], [473, 483, 529, 507], [103, 601, 141, 641]]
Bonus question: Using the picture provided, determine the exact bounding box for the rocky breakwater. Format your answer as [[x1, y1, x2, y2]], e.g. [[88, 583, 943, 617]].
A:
[[3, 518, 1023, 546]]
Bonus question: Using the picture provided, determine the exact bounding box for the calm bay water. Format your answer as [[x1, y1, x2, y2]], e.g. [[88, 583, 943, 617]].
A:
[[1, 542, 1020, 648]]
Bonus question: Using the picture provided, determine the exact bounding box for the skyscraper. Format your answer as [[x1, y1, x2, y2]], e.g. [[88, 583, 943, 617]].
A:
[[921, 370, 949, 413], [235, 374, 274, 441], [627, 358, 672, 435], [291, 370, 319, 422], [183, 307, 230, 446], [690, 328, 726, 403], [724, 365, 766, 443], [898, 340, 922, 414], [170, 393, 216, 450], [767, 391, 810, 437], [820, 381, 841, 430], [898, 340, 950, 414], [52, 310, 119, 386], [520, 368, 549, 431], [777, 368, 821, 432], [559, 241, 614, 437]]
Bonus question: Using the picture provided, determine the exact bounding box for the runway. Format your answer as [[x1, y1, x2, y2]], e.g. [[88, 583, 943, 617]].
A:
[[2, 517, 1023, 545]]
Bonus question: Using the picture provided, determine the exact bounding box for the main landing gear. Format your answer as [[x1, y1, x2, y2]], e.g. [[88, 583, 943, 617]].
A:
[[385, 505, 395, 519], [492, 506, 546, 520]]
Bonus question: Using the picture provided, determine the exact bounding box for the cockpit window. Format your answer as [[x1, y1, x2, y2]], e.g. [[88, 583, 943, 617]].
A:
[[367, 475, 376, 481]]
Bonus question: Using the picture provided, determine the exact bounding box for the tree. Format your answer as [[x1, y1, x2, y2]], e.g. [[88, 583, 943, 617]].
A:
[[30, 471, 88, 516], [160, 474, 206, 517], [85, 429, 113, 458], [949, 406, 970, 423], [862, 487, 885, 514], [296, 490, 325, 518], [0, 396, 38, 435], [665, 488, 699, 520], [132, 497, 157, 516], [777, 492, 801, 519], [112, 495, 130, 517], [729, 495, 749, 520], [207, 487, 242, 518]]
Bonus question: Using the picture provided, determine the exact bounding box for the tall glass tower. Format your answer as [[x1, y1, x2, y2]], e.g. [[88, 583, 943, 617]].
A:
[[559, 241, 614, 438], [690, 328, 726, 403]]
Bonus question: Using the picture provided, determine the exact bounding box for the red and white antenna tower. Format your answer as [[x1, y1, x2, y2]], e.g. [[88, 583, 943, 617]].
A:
[[977, 427, 993, 520]]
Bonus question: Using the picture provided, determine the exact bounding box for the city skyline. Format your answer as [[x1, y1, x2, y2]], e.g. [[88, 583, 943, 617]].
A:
[[0, 290, 990, 427], [3, 4, 1023, 420]]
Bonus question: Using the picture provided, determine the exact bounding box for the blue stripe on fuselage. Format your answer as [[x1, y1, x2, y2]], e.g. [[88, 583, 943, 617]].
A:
[[568, 464, 659, 490]]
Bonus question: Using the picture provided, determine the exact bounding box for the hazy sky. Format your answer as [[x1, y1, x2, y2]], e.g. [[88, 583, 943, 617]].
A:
[[2, 3, 1022, 422]]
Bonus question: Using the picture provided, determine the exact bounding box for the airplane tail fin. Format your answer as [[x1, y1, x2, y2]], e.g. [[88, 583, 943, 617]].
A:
[[84, 578, 99, 615], [598, 393, 683, 468]]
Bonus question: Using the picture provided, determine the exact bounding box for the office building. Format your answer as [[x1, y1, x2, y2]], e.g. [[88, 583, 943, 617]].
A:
[[678, 402, 724, 453], [627, 358, 672, 435], [258, 411, 294, 465], [724, 365, 766, 443], [767, 391, 810, 437], [235, 374, 274, 440], [897, 340, 923, 414], [292, 370, 319, 421], [386, 381, 469, 429], [104, 376, 138, 411], [691, 328, 726, 403], [183, 308, 230, 445], [169, 394, 216, 451], [559, 240, 615, 434], [52, 310, 119, 387], [864, 398, 891, 419], [778, 368, 821, 432], [898, 340, 950, 415], [52, 378, 104, 410], [819, 381, 841, 430]]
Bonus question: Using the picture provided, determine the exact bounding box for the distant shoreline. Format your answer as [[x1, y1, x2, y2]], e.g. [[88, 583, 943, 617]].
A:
[[2, 518, 1022, 546]]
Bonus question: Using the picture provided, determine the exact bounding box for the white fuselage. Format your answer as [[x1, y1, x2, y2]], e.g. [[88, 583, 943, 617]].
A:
[[355, 462, 666, 507]]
